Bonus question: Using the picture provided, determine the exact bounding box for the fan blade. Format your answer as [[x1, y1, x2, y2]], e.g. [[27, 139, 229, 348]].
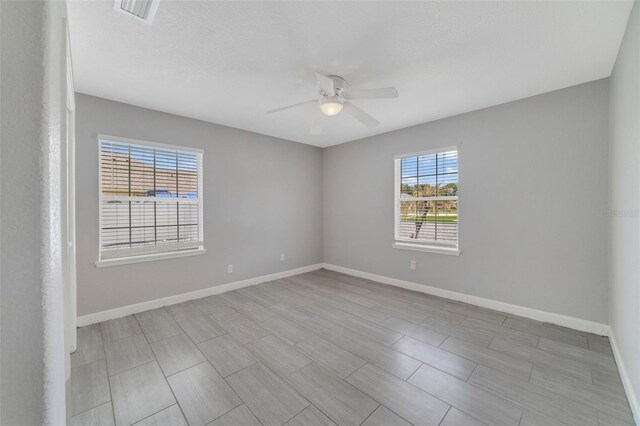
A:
[[266, 99, 316, 114], [343, 101, 380, 129], [344, 87, 398, 100], [315, 72, 335, 95], [310, 110, 328, 135]]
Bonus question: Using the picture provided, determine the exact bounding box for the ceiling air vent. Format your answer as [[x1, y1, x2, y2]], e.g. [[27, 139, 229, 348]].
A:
[[114, 0, 159, 24]]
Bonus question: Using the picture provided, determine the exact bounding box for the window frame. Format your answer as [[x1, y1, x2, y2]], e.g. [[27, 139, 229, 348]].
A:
[[393, 146, 460, 256], [95, 134, 205, 267]]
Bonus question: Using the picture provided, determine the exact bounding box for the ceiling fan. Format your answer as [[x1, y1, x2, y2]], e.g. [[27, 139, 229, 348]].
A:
[[266, 73, 399, 135]]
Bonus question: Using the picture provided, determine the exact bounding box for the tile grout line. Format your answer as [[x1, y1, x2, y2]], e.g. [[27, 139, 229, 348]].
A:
[[222, 343, 312, 425], [468, 364, 599, 425], [356, 403, 381, 426], [69, 401, 113, 422], [190, 294, 274, 346], [289, 360, 384, 426], [280, 279, 406, 332], [101, 322, 117, 424], [437, 406, 452, 426], [343, 361, 370, 381], [108, 359, 156, 379], [466, 363, 479, 383], [517, 403, 525, 426], [344, 360, 452, 426], [218, 357, 266, 426], [132, 311, 191, 425], [405, 357, 523, 425], [161, 305, 258, 425], [129, 404, 182, 426], [164, 360, 209, 379]]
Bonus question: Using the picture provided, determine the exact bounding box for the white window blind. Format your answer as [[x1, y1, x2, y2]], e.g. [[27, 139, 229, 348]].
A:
[[99, 136, 203, 261], [395, 148, 458, 248]]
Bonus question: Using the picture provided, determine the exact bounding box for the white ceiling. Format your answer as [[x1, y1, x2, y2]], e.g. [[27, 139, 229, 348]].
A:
[[68, 1, 632, 148]]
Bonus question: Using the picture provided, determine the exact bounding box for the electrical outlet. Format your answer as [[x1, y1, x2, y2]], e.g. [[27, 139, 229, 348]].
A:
[[410, 260, 416, 270], [227, 264, 233, 273], [280, 253, 285, 261]]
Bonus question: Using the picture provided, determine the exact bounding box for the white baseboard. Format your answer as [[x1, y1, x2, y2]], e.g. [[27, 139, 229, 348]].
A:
[[609, 330, 640, 425], [321, 263, 610, 336], [77, 264, 323, 326]]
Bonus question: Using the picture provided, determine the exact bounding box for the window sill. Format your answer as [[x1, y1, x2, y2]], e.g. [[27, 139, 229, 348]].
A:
[[392, 242, 460, 256], [95, 248, 206, 268]]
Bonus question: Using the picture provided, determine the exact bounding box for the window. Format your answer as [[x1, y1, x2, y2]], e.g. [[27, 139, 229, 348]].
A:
[[97, 135, 204, 266], [393, 147, 459, 255]]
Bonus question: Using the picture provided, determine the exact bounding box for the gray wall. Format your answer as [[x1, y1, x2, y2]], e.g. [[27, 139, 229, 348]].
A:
[[323, 79, 610, 323], [75, 94, 323, 316], [1, 1, 68, 424], [609, 0, 639, 418]]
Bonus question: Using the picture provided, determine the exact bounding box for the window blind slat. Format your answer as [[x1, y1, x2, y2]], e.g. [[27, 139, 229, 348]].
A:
[[99, 138, 203, 260], [397, 149, 458, 246]]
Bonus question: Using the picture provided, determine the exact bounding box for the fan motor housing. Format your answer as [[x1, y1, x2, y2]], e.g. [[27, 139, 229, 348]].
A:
[[327, 75, 346, 96]]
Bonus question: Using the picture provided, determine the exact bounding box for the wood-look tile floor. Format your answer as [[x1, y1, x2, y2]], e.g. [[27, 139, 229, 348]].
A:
[[70, 269, 635, 426]]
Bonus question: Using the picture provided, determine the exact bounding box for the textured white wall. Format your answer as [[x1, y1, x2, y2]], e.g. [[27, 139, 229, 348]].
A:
[[0, 0, 67, 424], [609, 1, 640, 420], [323, 80, 610, 323], [75, 94, 323, 316]]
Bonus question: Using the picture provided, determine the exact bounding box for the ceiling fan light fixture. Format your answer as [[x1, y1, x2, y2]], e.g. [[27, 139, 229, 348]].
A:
[[320, 99, 343, 116], [266, 73, 395, 133]]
